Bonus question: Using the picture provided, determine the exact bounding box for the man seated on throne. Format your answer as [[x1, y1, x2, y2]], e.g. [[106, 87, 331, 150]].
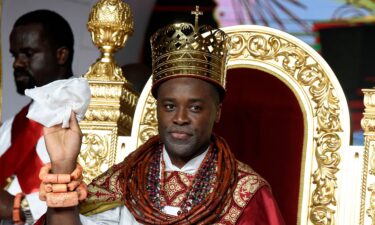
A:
[[35, 17, 285, 225]]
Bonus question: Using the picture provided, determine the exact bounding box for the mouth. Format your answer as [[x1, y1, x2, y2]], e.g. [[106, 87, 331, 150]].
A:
[[168, 130, 193, 140], [14, 72, 30, 81], [170, 132, 191, 140], [15, 75, 29, 82]]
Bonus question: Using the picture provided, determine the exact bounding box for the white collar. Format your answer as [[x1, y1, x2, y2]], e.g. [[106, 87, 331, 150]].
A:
[[162, 146, 209, 175]]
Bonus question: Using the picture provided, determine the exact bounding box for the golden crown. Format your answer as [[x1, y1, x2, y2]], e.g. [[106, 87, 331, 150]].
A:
[[150, 18, 229, 98]]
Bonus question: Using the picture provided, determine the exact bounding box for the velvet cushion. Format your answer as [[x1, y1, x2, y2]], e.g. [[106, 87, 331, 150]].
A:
[[214, 68, 304, 225]]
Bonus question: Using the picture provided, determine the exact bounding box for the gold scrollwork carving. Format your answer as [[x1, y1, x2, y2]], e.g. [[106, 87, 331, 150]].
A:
[[310, 133, 341, 224], [363, 89, 375, 224], [223, 27, 344, 225], [137, 93, 158, 146], [141, 95, 157, 124], [89, 83, 123, 98], [121, 86, 139, 110], [367, 184, 375, 223], [247, 35, 281, 60], [85, 62, 125, 82], [362, 118, 375, 133], [364, 90, 375, 109], [309, 205, 335, 225], [276, 46, 306, 73], [296, 65, 341, 132], [85, 108, 120, 122], [369, 146, 375, 176], [365, 140, 375, 224], [363, 87, 375, 223], [229, 33, 282, 60], [140, 127, 158, 144], [228, 34, 246, 56], [79, 133, 110, 184]]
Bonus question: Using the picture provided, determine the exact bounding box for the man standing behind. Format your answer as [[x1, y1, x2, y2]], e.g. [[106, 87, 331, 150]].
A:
[[0, 10, 74, 224]]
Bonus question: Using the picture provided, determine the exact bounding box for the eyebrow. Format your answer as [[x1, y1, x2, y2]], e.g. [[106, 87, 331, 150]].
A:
[[159, 97, 206, 103], [10, 47, 34, 53]]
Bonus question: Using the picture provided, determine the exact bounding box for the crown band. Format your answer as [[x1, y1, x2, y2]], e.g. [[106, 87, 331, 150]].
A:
[[150, 23, 229, 98]]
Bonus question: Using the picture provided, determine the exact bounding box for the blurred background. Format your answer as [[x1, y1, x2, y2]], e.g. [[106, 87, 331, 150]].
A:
[[2, 0, 374, 144]]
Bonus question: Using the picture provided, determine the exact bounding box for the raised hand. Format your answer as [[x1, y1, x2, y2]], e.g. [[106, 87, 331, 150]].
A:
[[43, 112, 82, 174]]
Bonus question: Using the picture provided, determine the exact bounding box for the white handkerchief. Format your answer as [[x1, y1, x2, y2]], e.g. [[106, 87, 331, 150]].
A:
[[25, 77, 91, 128]]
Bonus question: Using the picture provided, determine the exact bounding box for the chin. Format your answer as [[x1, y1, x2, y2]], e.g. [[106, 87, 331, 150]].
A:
[[15, 82, 30, 95], [16, 88, 26, 95], [164, 141, 193, 156]]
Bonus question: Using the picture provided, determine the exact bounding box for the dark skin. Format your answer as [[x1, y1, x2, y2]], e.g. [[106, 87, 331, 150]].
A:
[[157, 77, 222, 168], [1, 22, 73, 220], [10, 23, 72, 95], [42, 77, 222, 224]]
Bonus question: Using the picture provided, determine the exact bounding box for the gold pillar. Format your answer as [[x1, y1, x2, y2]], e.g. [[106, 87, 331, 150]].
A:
[[361, 89, 375, 225], [79, 0, 139, 184]]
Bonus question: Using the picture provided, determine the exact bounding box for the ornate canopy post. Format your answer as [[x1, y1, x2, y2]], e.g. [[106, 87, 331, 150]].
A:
[[79, 0, 139, 184], [361, 89, 375, 225]]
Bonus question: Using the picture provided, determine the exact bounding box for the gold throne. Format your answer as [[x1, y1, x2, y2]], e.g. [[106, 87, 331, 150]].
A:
[[80, 1, 375, 224], [128, 25, 353, 225]]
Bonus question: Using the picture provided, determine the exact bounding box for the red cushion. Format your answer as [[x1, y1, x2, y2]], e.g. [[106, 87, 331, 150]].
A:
[[214, 68, 304, 225]]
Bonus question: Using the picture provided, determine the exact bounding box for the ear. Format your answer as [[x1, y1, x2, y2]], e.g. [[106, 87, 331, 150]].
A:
[[215, 103, 222, 123], [56, 47, 69, 65]]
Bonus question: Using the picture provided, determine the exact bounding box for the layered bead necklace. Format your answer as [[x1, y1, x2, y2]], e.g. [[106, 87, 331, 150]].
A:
[[146, 144, 218, 215], [123, 135, 238, 224]]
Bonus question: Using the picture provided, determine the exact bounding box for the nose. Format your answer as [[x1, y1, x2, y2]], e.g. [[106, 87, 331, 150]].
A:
[[173, 108, 190, 125], [13, 55, 26, 69]]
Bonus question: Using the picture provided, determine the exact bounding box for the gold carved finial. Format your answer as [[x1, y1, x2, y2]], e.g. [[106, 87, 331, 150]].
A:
[[85, 0, 134, 81], [191, 5, 203, 30], [79, 0, 139, 184]]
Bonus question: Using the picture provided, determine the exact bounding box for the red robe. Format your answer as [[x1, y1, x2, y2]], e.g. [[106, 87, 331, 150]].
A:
[[236, 186, 284, 225], [211, 161, 285, 225], [0, 104, 44, 194], [36, 136, 285, 224]]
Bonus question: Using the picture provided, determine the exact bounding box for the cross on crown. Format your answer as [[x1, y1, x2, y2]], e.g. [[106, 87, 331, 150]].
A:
[[191, 5, 203, 29]]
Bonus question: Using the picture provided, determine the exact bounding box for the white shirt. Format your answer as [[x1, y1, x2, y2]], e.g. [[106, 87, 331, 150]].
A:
[[1, 78, 90, 224], [0, 103, 50, 223], [79, 146, 208, 225]]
